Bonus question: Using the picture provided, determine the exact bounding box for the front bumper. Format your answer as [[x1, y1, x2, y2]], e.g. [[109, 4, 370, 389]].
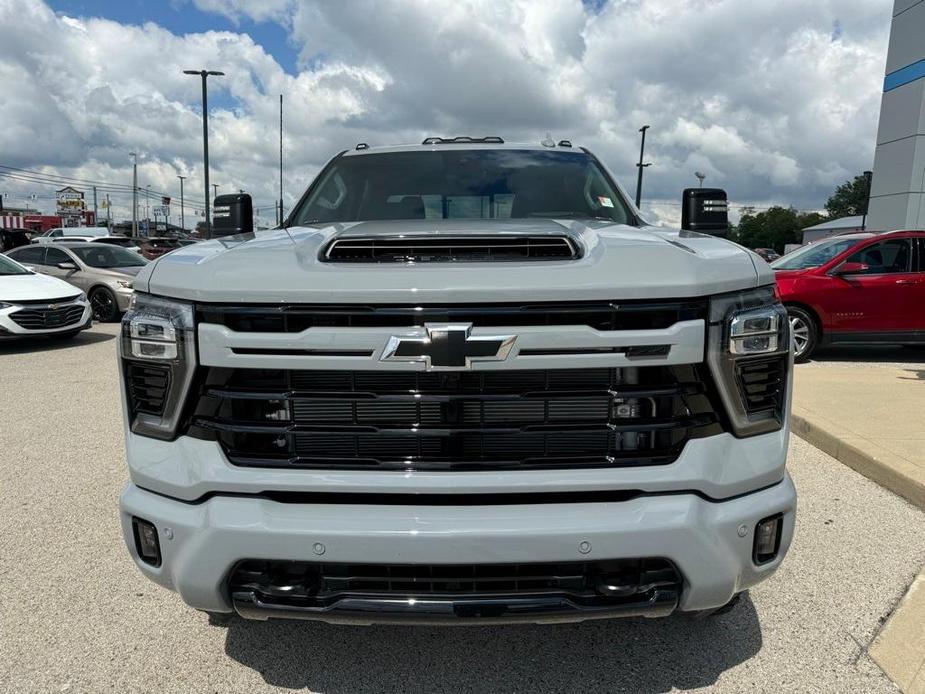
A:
[[120, 473, 796, 623], [115, 287, 134, 312]]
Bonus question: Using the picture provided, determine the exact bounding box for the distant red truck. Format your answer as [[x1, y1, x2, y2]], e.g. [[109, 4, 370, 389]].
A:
[[772, 230, 925, 360]]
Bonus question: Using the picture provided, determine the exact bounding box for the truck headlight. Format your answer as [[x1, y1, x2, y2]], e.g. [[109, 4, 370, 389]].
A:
[[120, 293, 197, 440], [707, 286, 791, 437], [729, 307, 781, 354]]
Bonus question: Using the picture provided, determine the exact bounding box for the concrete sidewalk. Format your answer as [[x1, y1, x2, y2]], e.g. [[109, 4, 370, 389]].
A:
[[792, 362, 925, 511], [792, 359, 925, 693]]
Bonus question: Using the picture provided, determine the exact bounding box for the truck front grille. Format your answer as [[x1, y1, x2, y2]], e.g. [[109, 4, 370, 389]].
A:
[[187, 366, 723, 470]]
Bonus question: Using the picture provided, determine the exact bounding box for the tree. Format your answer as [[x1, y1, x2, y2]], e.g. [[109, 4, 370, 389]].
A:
[[732, 207, 826, 254], [824, 174, 870, 219]]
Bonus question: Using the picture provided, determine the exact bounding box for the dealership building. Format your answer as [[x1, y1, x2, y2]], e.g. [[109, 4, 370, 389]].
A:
[[867, 0, 925, 231]]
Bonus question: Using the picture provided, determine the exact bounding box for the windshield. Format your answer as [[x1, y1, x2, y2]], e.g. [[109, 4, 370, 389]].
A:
[[771, 237, 861, 270], [291, 149, 633, 225], [0, 253, 31, 276], [70, 246, 148, 268]]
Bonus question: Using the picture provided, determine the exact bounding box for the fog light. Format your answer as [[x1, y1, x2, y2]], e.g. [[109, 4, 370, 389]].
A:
[[753, 514, 783, 564], [132, 517, 162, 567]]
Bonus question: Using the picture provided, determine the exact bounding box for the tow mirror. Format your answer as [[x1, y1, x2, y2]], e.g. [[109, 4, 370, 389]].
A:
[[681, 188, 729, 236], [212, 193, 253, 237], [833, 261, 868, 276]]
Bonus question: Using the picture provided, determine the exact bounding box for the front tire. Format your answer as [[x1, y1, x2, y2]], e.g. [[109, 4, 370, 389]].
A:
[[787, 306, 818, 362], [90, 287, 119, 322]]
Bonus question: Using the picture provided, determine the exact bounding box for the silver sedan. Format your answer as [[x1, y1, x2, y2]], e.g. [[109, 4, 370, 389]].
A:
[[5, 242, 148, 321]]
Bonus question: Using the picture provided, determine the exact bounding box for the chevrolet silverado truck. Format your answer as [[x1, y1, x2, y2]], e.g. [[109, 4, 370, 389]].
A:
[[119, 137, 795, 624]]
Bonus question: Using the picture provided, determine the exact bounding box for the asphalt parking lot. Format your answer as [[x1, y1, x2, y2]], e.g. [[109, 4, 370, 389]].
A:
[[1, 324, 924, 694]]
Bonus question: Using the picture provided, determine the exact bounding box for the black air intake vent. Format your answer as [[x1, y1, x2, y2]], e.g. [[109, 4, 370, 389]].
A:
[[126, 363, 171, 416], [735, 356, 786, 415], [323, 236, 580, 263]]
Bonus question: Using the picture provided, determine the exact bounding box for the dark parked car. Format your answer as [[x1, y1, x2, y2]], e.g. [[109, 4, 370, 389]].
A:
[[753, 248, 781, 262], [135, 237, 182, 260], [1, 228, 32, 253]]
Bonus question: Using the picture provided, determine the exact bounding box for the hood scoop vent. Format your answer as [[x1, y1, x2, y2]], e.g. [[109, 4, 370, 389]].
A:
[[322, 236, 580, 263]]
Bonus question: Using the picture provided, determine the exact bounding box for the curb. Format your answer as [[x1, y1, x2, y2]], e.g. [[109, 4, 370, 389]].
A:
[[791, 414, 925, 512]]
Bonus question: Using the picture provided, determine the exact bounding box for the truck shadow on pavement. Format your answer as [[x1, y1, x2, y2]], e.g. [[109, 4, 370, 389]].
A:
[[222, 594, 761, 693], [0, 329, 115, 354]]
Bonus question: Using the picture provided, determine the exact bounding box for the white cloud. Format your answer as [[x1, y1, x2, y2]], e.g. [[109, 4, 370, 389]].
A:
[[0, 0, 894, 227]]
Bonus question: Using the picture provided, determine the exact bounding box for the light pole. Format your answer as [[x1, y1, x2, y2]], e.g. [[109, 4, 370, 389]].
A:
[[130, 152, 138, 237], [145, 184, 151, 234], [635, 125, 651, 209], [177, 175, 186, 231], [212, 183, 219, 200], [279, 93, 284, 225], [183, 69, 224, 239], [695, 171, 706, 188]]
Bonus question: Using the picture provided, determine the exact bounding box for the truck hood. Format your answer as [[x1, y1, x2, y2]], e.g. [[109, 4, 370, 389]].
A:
[[140, 219, 768, 303]]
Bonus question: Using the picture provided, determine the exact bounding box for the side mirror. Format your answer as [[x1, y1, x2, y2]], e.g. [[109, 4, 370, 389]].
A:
[[212, 193, 253, 237], [681, 188, 729, 236], [833, 261, 868, 276], [57, 261, 78, 271]]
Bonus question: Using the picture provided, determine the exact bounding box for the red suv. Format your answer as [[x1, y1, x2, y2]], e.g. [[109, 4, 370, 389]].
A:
[[772, 230, 925, 360]]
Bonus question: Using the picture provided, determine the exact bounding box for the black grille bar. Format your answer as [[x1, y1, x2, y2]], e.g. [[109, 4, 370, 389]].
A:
[[196, 299, 707, 333], [229, 558, 682, 623]]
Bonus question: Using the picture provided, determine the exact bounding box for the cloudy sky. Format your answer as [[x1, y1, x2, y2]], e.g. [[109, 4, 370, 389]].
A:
[[0, 0, 894, 227]]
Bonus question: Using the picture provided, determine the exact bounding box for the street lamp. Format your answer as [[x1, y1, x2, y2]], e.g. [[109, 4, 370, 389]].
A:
[[183, 69, 224, 239], [177, 175, 186, 231], [145, 184, 151, 233], [695, 171, 706, 188], [635, 125, 651, 209], [130, 152, 138, 237]]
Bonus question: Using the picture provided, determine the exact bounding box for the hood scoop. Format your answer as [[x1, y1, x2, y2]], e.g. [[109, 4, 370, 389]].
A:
[[322, 235, 580, 263]]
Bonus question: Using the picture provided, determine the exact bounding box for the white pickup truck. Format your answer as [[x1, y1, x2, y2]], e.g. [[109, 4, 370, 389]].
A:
[[118, 137, 795, 624]]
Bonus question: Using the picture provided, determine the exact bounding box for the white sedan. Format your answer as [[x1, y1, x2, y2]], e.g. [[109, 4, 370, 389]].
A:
[[0, 253, 92, 340]]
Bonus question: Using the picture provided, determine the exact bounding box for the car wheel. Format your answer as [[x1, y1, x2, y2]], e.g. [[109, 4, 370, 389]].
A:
[[90, 287, 120, 322], [787, 307, 817, 362]]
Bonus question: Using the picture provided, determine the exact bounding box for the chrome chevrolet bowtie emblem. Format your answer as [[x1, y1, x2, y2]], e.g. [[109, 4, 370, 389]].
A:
[[381, 323, 516, 370]]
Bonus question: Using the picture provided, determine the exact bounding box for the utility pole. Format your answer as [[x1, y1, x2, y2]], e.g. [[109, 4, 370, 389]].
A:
[[130, 152, 138, 237], [177, 175, 186, 232], [279, 93, 284, 225], [92, 186, 98, 224], [145, 185, 151, 233], [635, 125, 651, 209], [212, 183, 219, 200], [183, 69, 224, 239], [106, 194, 112, 227]]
